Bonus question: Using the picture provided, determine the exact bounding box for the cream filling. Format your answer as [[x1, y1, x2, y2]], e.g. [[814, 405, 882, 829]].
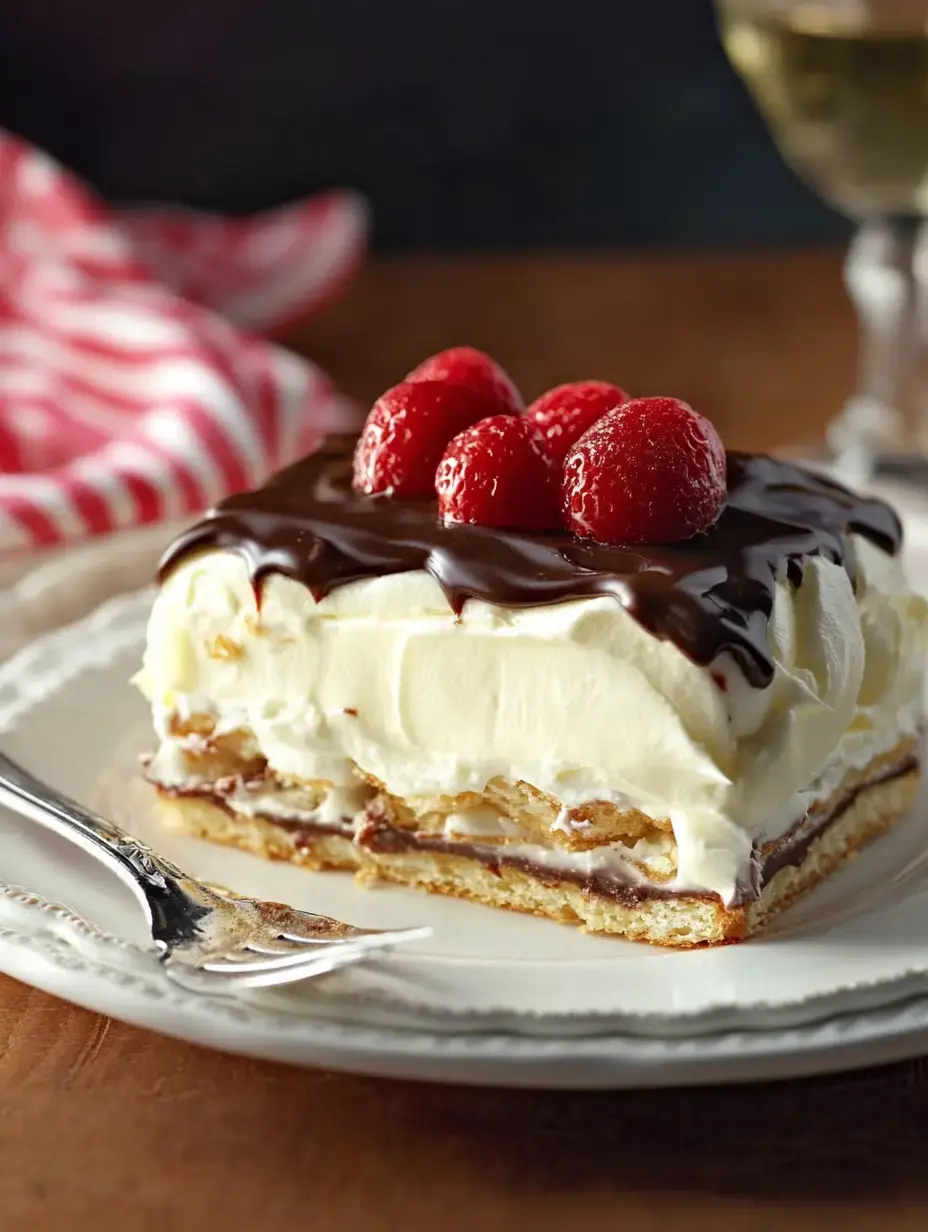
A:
[[222, 781, 367, 832], [144, 742, 368, 833], [438, 806, 667, 891], [136, 533, 927, 905]]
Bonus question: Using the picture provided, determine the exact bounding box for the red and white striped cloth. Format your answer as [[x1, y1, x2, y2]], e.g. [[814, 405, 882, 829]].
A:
[[0, 132, 368, 555]]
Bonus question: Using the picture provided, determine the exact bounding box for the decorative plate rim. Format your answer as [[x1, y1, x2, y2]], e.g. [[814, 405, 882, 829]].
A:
[[6, 873, 928, 1083]]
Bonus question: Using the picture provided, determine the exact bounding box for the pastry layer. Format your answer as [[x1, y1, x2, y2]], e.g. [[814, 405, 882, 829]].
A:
[[148, 741, 920, 945], [358, 765, 919, 945], [156, 793, 358, 872]]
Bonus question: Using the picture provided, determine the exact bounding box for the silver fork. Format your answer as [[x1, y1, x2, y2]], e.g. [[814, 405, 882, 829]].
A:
[[0, 751, 429, 992]]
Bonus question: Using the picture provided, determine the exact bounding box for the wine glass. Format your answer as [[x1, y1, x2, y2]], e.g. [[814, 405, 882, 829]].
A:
[[715, 0, 928, 487]]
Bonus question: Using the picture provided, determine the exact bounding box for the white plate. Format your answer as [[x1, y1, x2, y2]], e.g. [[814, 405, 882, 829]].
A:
[[5, 588, 928, 1086]]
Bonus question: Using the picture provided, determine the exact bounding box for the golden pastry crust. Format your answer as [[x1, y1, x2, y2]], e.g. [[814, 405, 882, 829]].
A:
[[375, 775, 670, 850], [155, 794, 359, 871]]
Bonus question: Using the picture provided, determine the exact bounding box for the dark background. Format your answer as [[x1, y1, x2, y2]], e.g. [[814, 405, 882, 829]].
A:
[[0, 0, 849, 250]]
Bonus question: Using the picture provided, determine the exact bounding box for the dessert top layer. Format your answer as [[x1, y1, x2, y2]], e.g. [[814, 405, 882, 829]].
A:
[[158, 435, 901, 687]]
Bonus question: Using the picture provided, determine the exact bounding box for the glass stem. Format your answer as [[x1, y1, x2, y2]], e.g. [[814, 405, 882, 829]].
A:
[[830, 217, 923, 484]]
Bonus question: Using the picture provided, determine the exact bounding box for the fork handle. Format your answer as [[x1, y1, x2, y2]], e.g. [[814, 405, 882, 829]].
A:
[[0, 750, 193, 939]]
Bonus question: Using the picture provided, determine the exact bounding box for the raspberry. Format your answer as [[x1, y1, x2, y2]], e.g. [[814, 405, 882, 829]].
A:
[[407, 346, 523, 414], [561, 396, 727, 544], [436, 415, 560, 531], [525, 380, 629, 463], [353, 380, 506, 496]]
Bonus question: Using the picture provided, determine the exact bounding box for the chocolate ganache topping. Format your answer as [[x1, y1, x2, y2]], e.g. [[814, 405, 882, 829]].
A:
[[158, 434, 902, 688]]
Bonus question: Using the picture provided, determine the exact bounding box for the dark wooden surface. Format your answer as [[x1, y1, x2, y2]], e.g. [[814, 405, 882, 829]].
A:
[[290, 250, 851, 451], [6, 250, 921, 1232]]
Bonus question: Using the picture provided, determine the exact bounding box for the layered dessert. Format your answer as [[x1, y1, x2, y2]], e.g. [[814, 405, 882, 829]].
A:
[[135, 348, 926, 946]]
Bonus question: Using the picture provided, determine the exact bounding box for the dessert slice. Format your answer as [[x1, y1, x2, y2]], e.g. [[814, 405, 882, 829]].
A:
[[135, 352, 926, 946]]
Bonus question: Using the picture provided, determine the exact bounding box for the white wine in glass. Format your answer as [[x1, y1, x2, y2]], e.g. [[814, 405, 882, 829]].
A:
[[715, 0, 928, 483]]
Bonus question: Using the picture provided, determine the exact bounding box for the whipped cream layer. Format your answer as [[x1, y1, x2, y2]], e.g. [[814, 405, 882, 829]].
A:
[[136, 530, 926, 904]]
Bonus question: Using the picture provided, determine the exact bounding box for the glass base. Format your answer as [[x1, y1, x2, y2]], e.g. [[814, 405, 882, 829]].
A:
[[780, 443, 928, 531], [788, 443, 928, 485]]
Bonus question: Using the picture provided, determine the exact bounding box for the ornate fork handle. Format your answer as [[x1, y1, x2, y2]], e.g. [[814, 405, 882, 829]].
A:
[[0, 748, 432, 984], [0, 750, 209, 945]]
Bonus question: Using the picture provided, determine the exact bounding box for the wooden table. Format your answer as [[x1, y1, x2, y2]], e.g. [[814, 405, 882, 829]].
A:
[[5, 250, 926, 1232], [293, 249, 855, 452]]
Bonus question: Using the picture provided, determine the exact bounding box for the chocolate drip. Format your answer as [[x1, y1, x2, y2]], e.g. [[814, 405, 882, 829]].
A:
[[159, 435, 902, 688]]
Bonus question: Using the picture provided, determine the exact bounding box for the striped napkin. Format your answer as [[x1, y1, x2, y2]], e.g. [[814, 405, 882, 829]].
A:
[[0, 131, 367, 556]]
